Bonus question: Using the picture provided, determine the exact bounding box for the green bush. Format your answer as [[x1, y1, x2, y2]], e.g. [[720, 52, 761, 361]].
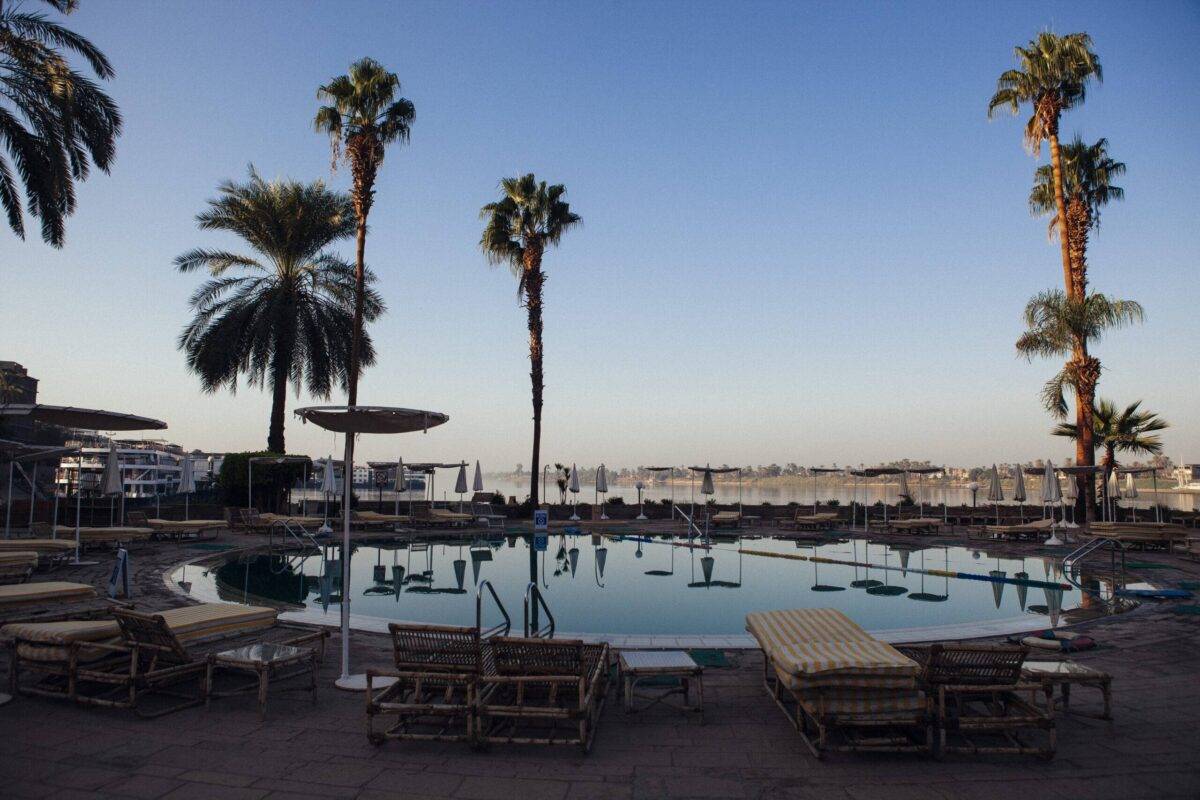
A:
[[218, 452, 311, 512]]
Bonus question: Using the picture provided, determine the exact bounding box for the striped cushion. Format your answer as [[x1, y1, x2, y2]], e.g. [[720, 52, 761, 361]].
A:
[[0, 551, 39, 567], [747, 608, 874, 647], [795, 683, 927, 716], [0, 581, 95, 606], [151, 603, 277, 640]]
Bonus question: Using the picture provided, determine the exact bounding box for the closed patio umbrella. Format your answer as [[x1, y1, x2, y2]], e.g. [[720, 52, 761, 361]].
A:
[[1124, 472, 1138, 521], [987, 465, 1004, 525], [455, 463, 468, 511], [1061, 470, 1078, 527], [473, 461, 484, 493], [595, 464, 609, 520], [102, 446, 122, 527], [1107, 471, 1122, 522], [1012, 465, 1027, 522], [178, 458, 196, 521], [568, 464, 581, 521], [700, 466, 714, 496], [319, 456, 336, 532]]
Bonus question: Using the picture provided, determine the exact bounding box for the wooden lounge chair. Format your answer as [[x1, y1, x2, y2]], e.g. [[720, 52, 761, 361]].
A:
[[890, 518, 942, 535], [411, 502, 473, 527], [896, 642, 1054, 759], [367, 623, 495, 746], [343, 510, 411, 530], [711, 511, 742, 528], [10, 604, 328, 716], [0, 581, 96, 609], [127, 511, 224, 541], [779, 512, 840, 531], [0, 551, 38, 584], [475, 636, 610, 754], [747, 608, 930, 758]]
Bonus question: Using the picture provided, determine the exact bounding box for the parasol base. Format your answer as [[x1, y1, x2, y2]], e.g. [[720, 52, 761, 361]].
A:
[[636, 514, 648, 521], [335, 674, 397, 692], [1044, 535, 1064, 547], [0, 692, 12, 706], [69, 558, 100, 567]]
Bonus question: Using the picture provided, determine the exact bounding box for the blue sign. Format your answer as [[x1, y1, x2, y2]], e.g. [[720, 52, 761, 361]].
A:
[[533, 509, 549, 531], [533, 533, 548, 552]]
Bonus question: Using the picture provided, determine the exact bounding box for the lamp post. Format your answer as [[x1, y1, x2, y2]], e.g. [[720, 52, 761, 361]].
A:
[[968, 481, 980, 508], [636, 480, 647, 520]]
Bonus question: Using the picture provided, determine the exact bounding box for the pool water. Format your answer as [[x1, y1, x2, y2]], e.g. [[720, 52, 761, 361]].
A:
[[171, 532, 1077, 636]]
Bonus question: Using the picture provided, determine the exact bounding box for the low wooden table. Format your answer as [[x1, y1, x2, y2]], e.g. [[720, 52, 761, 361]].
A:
[[207, 642, 320, 720], [1023, 660, 1113, 720], [618, 650, 704, 722]]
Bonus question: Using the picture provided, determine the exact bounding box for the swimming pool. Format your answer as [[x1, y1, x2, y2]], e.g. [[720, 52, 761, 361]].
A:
[[170, 532, 1078, 638]]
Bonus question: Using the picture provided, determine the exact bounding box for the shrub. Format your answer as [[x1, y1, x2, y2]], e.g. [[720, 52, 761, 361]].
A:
[[218, 452, 310, 512]]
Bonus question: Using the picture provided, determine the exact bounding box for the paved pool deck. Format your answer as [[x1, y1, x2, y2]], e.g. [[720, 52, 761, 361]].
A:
[[2, 526, 1198, 799]]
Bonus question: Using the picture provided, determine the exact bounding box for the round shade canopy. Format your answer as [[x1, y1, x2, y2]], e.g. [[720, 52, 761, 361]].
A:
[[0, 404, 166, 431], [294, 406, 448, 435], [642, 466, 674, 472], [1058, 465, 1104, 475], [688, 466, 740, 473], [15, 445, 80, 462], [810, 467, 844, 474]]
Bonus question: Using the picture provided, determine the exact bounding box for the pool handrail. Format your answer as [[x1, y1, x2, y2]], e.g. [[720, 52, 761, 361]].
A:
[[523, 581, 555, 639], [475, 579, 511, 639]]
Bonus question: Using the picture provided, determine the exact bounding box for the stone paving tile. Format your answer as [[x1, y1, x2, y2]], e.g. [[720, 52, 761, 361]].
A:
[[454, 775, 570, 800], [365, 768, 465, 796], [101, 774, 186, 799]]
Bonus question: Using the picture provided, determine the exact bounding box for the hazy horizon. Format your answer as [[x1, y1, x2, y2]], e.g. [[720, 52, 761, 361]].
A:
[[3, 1, 1197, 470]]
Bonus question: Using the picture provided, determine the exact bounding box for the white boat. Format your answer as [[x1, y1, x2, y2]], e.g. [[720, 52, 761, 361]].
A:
[[56, 438, 190, 499]]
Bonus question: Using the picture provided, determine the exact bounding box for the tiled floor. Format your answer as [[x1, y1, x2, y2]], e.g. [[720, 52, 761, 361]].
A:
[[2, 528, 1198, 798]]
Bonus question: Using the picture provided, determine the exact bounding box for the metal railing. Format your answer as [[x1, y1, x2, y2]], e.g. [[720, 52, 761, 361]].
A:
[[523, 582, 555, 639], [475, 579, 511, 639], [675, 505, 707, 539], [1062, 536, 1125, 595]]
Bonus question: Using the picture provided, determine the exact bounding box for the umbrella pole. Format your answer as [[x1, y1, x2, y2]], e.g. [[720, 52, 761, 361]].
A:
[[1153, 473, 1160, 523], [4, 462, 12, 539], [337, 432, 354, 687], [51, 484, 59, 531], [27, 462, 37, 532]]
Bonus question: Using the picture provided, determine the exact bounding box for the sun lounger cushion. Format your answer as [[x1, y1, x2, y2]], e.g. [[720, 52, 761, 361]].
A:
[[747, 608, 874, 646], [0, 539, 75, 553], [146, 519, 226, 530], [4, 603, 278, 663], [793, 681, 927, 715], [0, 581, 96, 607], [0, 551, 39, 567]]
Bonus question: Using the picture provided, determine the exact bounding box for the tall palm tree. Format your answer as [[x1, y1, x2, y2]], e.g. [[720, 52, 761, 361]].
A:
[[176, 168, 384, 452], [1052, 399, 1167, 514], [1, 0, 121, 246], [480, 174, 581, 513], [314, 58, 413, 405], [1015, 290, 1143, 520], [1030, 136, 1125, 297], [989, 31, 1102, 292]]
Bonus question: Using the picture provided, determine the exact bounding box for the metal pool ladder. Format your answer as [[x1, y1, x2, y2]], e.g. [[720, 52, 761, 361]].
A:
[[1062, 537, 1126, 595], [475, 579, 512, 639], [523, 582, 556, 639]]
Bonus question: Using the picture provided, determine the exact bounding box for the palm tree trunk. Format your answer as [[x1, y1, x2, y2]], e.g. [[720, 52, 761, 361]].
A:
[[346, 134, 378, 407], [524, 242, 545, 625], [1047, 133, 1074, 296], [1066, 197, 1090, 298], [268, 370, 288, 453], [1075, 355, 1101, 523], [348, 218, 367, 406]]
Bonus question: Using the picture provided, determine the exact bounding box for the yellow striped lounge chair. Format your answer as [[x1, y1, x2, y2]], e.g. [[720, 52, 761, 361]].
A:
[[711, 511, 742, 528], [746, 608, 929, 758]]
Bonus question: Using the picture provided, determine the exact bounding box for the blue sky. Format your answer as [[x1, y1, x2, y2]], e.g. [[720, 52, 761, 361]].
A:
[[3, 0, 1197, 470]]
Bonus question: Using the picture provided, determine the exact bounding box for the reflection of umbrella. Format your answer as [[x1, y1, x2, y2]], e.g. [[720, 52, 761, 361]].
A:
[[989, 569, 1006, 608], [568, 464, 581, 521], [850, 540, 882, 589], [645, 540, 675, 576], [1043, 585, 1063, 628], [1015, 561, 1029, 610], [178, 458, 196, 521], [909, 549, 950, 602], [866, 549, 907, 596], [810, 545, 845, 592], [594, 543, 608, 586]]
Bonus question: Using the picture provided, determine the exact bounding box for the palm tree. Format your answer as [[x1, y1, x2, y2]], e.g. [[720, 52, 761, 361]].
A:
[[480, 174, 581, 512], [176, 168, 384, 452], [1053, 399, 1168, 514], [989, 31, 1101, 294], [314, 58, 413, 405], [1030, 136, 1125, 297], [1015, 290, 1143, 520], [1, 0, 121, 246]]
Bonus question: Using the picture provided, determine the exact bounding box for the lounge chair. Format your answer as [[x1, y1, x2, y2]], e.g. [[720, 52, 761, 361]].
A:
[[1088, 522, 1188, 550], [978, 518, 1056, 541], [367, 623, 494, 746], [890, 518, 943, 535], [896, 643, 1054, 758], [37, 524, 155, 547], [711, 511, 742, 528], [8, 603, 327, 716], [470, 502, 507, 527], [344, 510, 412, 530], [0, 551, 38, 584], [127, 511, 224, 541], [0, 581, 96, 609], [475, 636, 610, 753], [746, 608, 929, 758], [411, 502, 473, 527]]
